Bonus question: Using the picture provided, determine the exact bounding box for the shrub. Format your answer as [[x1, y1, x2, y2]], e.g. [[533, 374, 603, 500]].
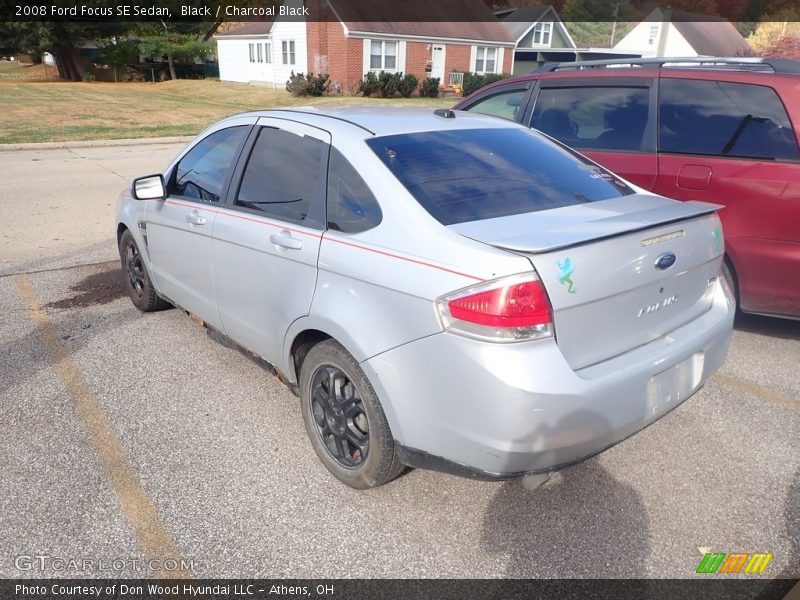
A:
[[286, 71, 330, 97], [358, 71, 380, 96], [418, 77, 440, 98], [398, 73, 418, 97], [378, 71, 402, 97], [461, 72, 510, 97]]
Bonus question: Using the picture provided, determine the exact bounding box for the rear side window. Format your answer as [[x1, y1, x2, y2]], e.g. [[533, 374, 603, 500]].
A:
[[173, 126, 248, 202], [531, 86, 652, 152], [327, 148, 382, 233], [236, 127, 328, 228], [366, 128, 632, 226], [659, 79, 799, 161], [464, 87, 528, 122]]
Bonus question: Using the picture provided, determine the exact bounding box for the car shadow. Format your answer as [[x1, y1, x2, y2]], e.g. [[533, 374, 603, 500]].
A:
[[734, 312, 800, 341], [481, 411, 650, 578]]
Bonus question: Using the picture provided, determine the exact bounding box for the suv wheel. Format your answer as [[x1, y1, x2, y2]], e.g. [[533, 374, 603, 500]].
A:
[[299, 339, 405, 489], [722, 259, 739, 314]]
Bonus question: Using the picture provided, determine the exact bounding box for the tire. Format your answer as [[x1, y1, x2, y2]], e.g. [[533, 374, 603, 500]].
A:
[[721, 258, 739, 314], [118, 229, 170, 312], [299, 339, 405, 489]]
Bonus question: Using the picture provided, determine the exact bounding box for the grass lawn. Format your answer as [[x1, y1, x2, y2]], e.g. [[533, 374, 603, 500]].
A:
[[0, 61, 59, 80], [0, 79, 455, 144]]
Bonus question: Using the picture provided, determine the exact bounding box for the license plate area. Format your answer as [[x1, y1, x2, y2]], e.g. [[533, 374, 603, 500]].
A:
[[645, 352, 705, 418]]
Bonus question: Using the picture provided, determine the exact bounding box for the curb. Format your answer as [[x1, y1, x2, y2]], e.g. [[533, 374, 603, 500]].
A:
[[0, 136, 195, 152]]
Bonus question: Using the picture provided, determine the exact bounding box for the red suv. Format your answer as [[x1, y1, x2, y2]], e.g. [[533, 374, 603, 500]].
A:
[[454, 57, 800, 318]]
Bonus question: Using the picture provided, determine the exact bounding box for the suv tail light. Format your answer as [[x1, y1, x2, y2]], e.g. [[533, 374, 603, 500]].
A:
[[436, 273, 554, 342]]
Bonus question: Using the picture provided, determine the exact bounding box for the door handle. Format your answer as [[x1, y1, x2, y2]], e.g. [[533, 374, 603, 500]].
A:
[[270, 232, 303, 250], [187, 211, 206, 226]]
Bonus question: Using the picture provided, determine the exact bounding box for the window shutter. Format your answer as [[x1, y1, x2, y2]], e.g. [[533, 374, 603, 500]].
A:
[[469, 45, 477, 72], [362, 39, 371, 74], [398, 41, 407, 73]]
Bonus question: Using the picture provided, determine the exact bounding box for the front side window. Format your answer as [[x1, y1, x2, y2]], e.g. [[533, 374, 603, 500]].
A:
[[532, 22, 552, 46], [369, 40, 397, 71], [236, 127, 327, 228], [531, 85, 652, 152], [475, 47, 497, 74], [367, 128, 632, 226], [464, 88, 528, 122], [659, 79, 799, 161], [264, 43, 272, 64], [248, 43, 255, 63], [282, 40, 296, 65], [327, 148, 382, 233], [172, 126, 248, 202], [257, 43, 263, 63]]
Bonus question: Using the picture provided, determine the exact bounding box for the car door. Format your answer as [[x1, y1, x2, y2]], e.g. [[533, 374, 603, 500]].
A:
[[528, 76, 659, 189], [212, 118, 330, 366], [654, 76, 800, 315], [145, 119, 253, 328]]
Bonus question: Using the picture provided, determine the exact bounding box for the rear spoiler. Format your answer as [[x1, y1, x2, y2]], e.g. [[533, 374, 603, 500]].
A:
[[450, 197, 720, 254]]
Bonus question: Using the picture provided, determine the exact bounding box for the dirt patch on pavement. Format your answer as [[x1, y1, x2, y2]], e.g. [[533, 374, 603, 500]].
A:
[[47, 262, 126, 309]]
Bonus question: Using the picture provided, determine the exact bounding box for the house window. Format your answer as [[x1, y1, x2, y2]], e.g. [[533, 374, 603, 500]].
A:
[[257, 43, 263, 63], [648, 25, 659, 46], [369, 40, 397, 71], [248, 43, 255, 63], [282, 40, 296, 65], [264, 43, 271, 64], [532, 22, 552, 46], [475, 47, 497, 74]]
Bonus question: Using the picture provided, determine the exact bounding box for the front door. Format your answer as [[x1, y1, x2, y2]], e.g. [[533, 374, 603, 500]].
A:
[[212, 117, 330, 366], [145, 120, 252, 328], [431, 45, 445, 82]]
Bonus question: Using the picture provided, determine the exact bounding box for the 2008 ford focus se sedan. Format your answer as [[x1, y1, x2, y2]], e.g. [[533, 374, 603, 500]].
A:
[[117, 107, 734, 489]]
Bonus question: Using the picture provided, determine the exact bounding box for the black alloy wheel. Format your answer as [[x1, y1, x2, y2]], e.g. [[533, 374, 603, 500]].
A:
[[310, 365, 369, 467]]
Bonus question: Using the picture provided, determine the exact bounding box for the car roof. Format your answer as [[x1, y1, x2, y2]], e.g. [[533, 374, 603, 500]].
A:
[[219, 106, 522, 137]]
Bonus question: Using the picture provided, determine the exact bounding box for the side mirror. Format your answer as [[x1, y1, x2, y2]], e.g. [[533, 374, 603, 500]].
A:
[[132, 174, 166, 200]]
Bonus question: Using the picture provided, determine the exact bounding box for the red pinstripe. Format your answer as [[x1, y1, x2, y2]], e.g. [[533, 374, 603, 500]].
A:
[[163, 199, 484, 282]]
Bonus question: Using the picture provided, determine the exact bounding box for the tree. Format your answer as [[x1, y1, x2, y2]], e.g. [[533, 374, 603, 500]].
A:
[[133, 22, 211, 80], [747, 9, 800, 54], [562, 0, 635, 22]]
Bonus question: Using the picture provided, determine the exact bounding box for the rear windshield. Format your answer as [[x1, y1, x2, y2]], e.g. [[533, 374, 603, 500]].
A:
[[366, 128, 633, 225]]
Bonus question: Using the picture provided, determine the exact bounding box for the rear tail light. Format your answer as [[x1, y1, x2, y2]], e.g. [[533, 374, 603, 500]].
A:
[[436, 272, 554, 342]]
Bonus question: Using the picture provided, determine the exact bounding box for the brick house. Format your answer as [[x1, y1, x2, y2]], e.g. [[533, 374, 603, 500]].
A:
[[216, 0, 515, 91], [307, 0, 515, 91]]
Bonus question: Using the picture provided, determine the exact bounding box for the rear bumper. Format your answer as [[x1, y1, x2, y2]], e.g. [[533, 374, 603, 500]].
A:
[[362, 280, 734, 478]]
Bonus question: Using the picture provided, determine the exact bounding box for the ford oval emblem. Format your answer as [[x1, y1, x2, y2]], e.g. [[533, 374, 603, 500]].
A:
[[655, 252, 677, 271]]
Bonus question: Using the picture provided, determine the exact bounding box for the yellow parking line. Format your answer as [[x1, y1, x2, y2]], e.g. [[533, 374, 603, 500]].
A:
[[712, 374, 800, 414], [14, 273, 192, 579]]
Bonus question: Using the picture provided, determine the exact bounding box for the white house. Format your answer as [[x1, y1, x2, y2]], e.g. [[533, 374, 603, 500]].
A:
[[215, 1, 308, 87], [614, 9, 753, 57]]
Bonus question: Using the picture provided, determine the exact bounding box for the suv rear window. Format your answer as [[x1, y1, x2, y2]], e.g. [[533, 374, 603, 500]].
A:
[[659, 79, 799, 161], [366, 128, 633, 225]]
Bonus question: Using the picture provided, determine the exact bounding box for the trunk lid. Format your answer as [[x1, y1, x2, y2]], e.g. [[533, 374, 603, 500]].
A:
[[450, 194, 724, 370]]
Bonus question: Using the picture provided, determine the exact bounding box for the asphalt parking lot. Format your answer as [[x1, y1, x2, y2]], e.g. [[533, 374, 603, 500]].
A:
[[0, 142, 798, 580]]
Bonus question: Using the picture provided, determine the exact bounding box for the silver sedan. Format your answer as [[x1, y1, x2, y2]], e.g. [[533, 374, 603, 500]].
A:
[[117, 107, 734, 488]]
